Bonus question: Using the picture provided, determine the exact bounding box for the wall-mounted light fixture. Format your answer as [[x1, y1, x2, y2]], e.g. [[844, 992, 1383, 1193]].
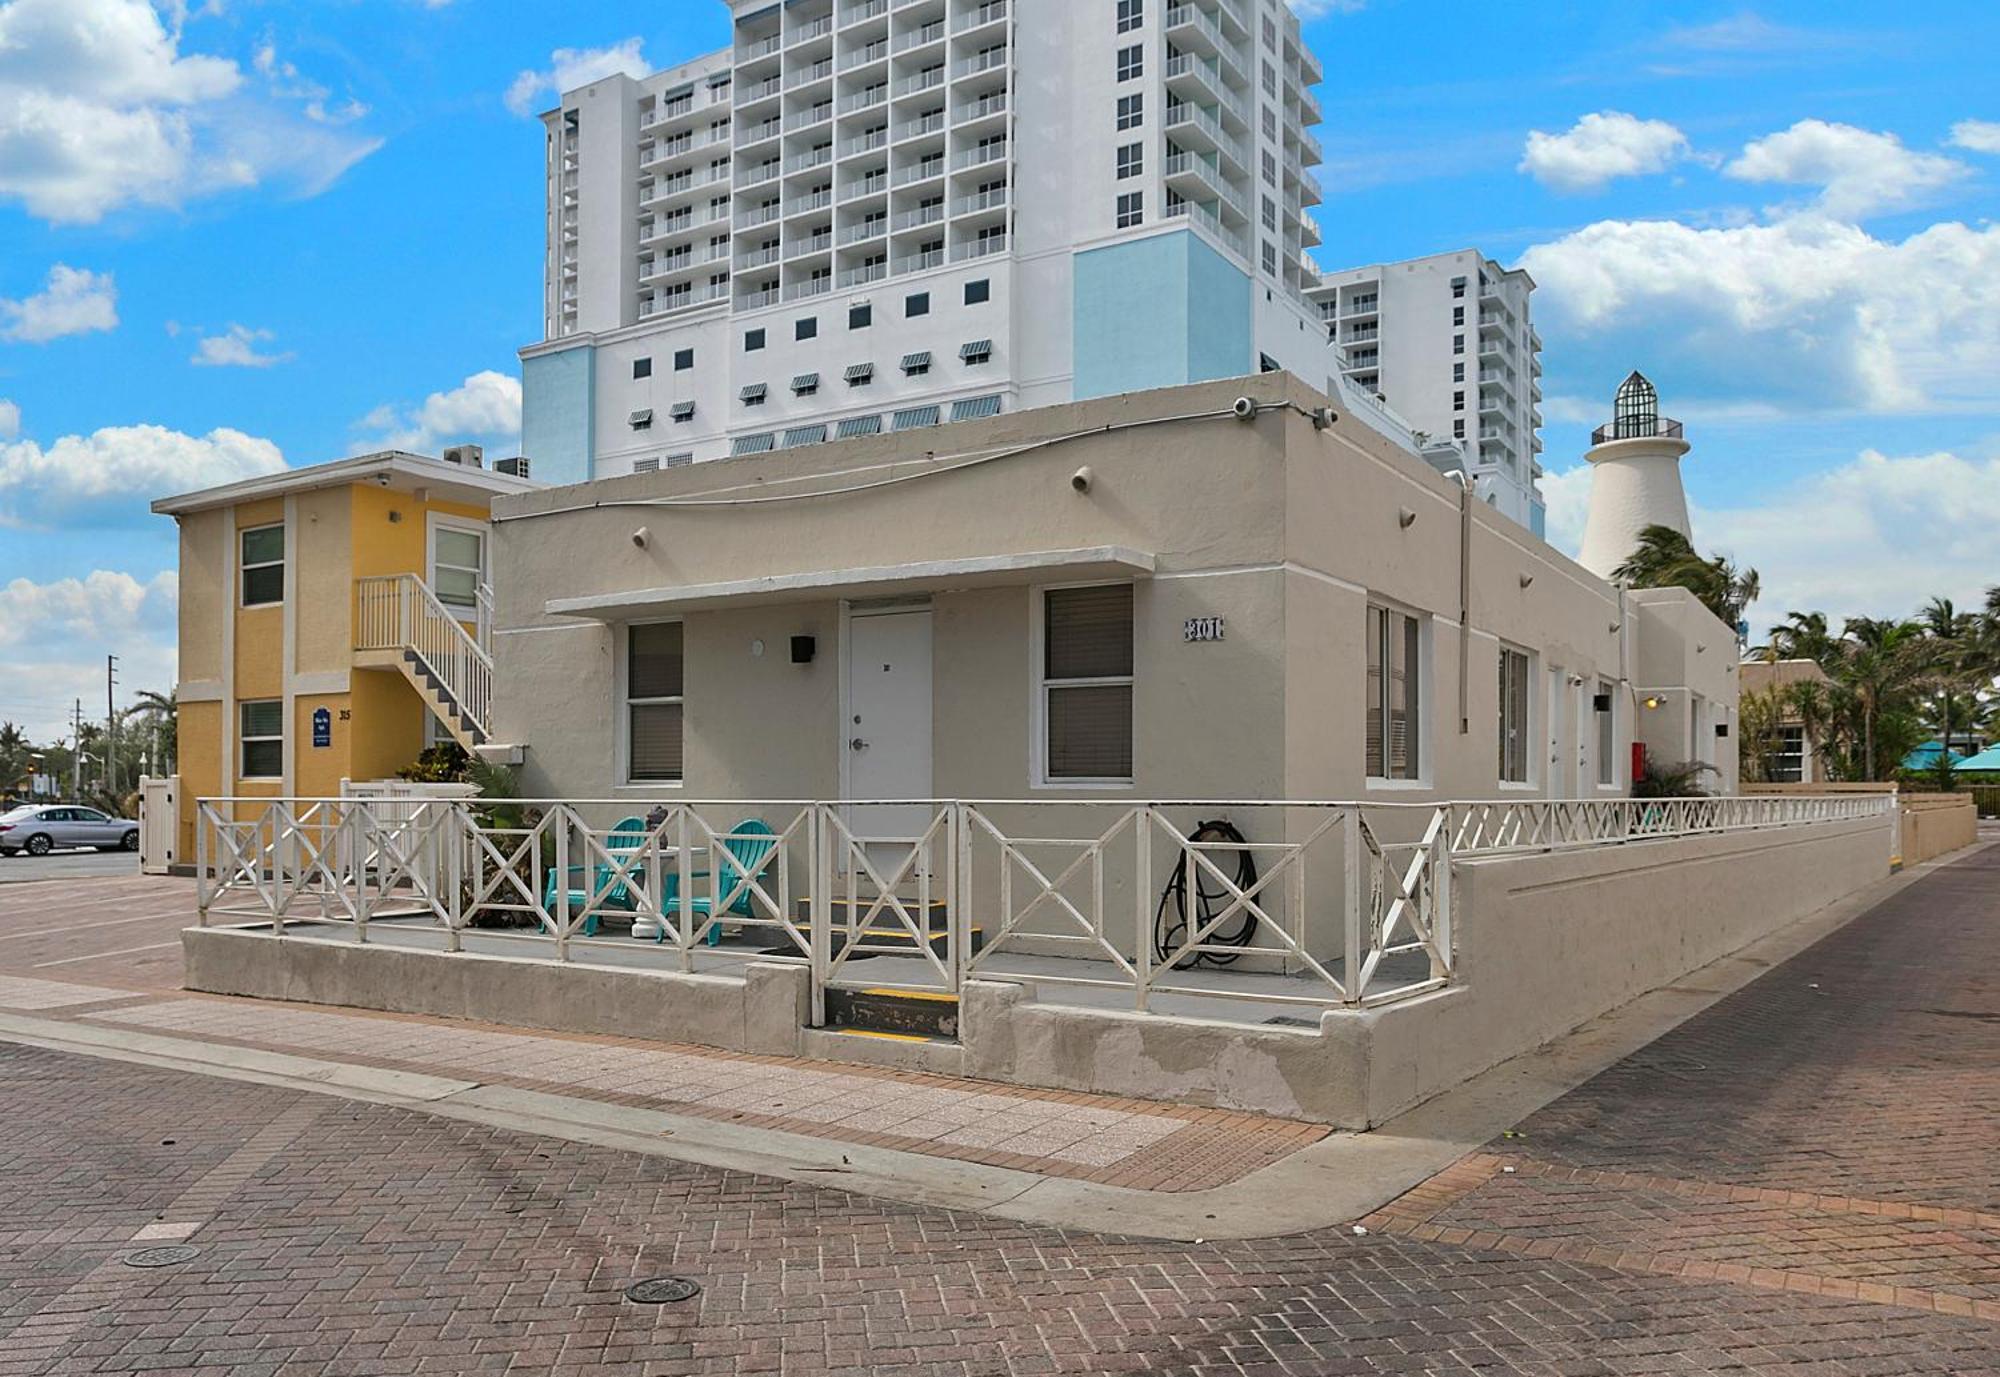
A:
[[1397, 506, 1417, 529], [1642, 695, 1663, 710], [790, 635, 817, 664], [1518, 573, 1535, 588]]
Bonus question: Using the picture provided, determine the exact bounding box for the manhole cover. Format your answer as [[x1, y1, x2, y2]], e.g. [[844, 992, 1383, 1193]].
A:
[[123, 1245, 199, 1269], [625, 1276, 702, 1305]]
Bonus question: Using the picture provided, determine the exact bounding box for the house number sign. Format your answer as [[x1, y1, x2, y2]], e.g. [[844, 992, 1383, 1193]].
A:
[[1183, 616, 1226, 643]]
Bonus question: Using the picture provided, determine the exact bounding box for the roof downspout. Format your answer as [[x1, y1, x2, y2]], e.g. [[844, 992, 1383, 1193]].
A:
[[1457, 472, 1473, 736]]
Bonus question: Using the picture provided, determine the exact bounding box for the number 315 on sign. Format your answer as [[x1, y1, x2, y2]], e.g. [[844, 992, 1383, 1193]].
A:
[[1183, 616, 1225, 643]]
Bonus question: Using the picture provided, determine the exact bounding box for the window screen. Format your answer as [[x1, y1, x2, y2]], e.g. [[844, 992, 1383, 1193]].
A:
[[239, 699, 283, 779], [1043, 585, 1133, 780], [433, 528, 483, 608], [1498, 646, 1532, 783], [628, 622, 685, 781], [1366, 606, 1421, 779], [240, 525, 284, 606]]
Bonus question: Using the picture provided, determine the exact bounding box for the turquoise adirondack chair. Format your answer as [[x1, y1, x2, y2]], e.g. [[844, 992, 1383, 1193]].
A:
[[542, 816, 649, 937], [655, 819, 779, 946]]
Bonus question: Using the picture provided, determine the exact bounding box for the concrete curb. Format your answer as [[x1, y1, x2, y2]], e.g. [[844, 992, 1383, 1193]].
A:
[[0, 843, 1980, 1241]]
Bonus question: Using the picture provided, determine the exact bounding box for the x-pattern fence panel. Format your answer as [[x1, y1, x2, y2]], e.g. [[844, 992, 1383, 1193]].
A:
[[195, 791, 1888, 1015]]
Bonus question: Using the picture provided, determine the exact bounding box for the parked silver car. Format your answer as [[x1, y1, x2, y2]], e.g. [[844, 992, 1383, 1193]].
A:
[[0, 805, 140, 856]]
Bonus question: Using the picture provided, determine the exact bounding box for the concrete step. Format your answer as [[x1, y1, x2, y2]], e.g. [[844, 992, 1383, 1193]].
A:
[[799, 1025, 966, 1076], [824, 986, 960, 1039]]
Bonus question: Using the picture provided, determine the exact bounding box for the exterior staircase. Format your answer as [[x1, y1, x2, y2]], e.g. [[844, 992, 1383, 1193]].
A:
[[354, 574, 493, 750]]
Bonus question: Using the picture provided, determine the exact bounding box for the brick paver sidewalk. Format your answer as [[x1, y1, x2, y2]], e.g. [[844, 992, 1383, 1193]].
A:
[[0, 969, 1323, 1194], [1363, 842, 2000, 1330]]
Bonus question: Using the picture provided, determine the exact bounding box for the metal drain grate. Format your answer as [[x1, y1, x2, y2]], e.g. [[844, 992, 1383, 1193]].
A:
[[625, 1276, 702, 1305], [123, 1245, 199, 1269]]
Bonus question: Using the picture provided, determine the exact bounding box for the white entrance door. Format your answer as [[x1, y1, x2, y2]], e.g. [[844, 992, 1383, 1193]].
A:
[[845, 608, 934, 870]]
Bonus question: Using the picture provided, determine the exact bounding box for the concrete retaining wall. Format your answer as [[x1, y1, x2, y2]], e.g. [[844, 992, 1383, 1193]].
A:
[[183, 929, 809, 1057], [1898, 794, 1977, 866], [1358, 813, 1894, 1126]]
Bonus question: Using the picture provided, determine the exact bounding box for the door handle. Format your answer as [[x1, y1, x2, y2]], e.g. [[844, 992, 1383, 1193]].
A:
[[849, 738, 869, 751]]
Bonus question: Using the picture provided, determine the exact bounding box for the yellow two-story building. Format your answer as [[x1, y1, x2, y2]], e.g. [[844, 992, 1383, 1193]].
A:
[[153, 450, 536, 862]]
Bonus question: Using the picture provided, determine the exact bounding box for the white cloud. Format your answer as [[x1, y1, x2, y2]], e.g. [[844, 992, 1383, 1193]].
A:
[[1284, 0, 1364, 16], [1725, 119, 1966, 219], [1521, 214, 2000, 413], [1519, 112, 1691, 193], [0, 399, 17, 440], [0, 569, 179, 740], [1948, 119, 2000, 155], [0, 421, 285, 525], [0, 0, 380, 224], [505, 39, 650, 118], [1699, 448, 2000, 636], [1539, 447, 2000, 639], [0, 265, 119, 343], [190, 322, 290, 368], [354, 370, 522, 454], [1536, 463, 1595, 556]]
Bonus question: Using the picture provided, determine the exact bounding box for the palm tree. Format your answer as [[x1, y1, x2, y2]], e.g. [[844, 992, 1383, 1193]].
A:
[[126, 689, 178, 775], [1613, 524, 1761, 629], [1769, 611, 1841, 668], [0, 722, 31, 800], [1842, 617, 1925, 780]]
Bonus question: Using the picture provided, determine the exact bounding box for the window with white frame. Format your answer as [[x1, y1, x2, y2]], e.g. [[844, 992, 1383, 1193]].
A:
[[1115, 191, 1143, 228], [1498, 645, 1533, 783], [1041, 585, 1133, 782], [1771, 725, 1806, 783], [240, 524, 284, 606], [431, 524, 485, 612], [626, 622, 685, 782], [239, 700, 283, 780], [1366, 604, 1423, 780], [1116, 141, 1143, 179], [1116, 44, 1143, 81], [1116, 0, 1143, 32], [1116, 92, 1143, 130], [1596, 679, 1617, 785]]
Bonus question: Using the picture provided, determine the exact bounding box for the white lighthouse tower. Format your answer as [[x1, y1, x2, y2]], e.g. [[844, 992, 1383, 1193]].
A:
[[1578, 372, 1692, 579]]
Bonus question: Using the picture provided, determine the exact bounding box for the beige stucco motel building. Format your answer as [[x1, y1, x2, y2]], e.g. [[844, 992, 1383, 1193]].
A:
[[483, 373, 1738, 804]]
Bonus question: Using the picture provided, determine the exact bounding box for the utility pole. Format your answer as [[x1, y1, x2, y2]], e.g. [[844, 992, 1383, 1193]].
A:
[[106, 653, 119, 798], [71, 700, 83, 801]]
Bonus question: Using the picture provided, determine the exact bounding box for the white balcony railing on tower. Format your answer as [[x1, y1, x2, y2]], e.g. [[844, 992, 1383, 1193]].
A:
[[355, 574, 494, 742]]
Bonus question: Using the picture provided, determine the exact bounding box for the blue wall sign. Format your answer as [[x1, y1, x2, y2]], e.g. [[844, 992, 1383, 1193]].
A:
[[311, 707, 332, 749]]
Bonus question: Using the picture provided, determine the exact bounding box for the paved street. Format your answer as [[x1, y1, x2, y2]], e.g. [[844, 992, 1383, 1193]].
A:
[[0, 849, 140, 885], [0, 845, 1994, 1372]]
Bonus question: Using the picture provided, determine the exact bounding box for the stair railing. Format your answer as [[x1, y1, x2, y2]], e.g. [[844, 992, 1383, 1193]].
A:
[[355, 574, 494, 738]]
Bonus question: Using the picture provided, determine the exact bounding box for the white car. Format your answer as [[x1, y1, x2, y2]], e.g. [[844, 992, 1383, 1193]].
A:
[[0, 805, 140, 856]]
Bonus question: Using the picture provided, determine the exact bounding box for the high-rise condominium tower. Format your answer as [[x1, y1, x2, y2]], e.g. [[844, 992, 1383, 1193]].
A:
[[1309, 249, 1546, 534], [520, 0, 1363, 482]]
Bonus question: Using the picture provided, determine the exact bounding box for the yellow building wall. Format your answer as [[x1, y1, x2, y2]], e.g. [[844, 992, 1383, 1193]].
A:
[[348, 671, 430, 784], [176, 701, 222, 863], [293, 693, 354, 800], [293, 487, 354, 675], [176, 510, 227, 685], [232, 497, 286, 710]]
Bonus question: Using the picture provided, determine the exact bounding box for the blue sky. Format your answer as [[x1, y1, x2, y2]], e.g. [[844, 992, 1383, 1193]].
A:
[[2, 0, 1997, 739]]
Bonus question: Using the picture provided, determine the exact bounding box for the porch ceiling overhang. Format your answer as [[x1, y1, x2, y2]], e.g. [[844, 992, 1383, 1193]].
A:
[[544, 545, 1157, 619]]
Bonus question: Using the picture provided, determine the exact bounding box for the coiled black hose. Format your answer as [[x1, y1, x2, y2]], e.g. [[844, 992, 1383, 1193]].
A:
[[1153, 818, 1260, 968]]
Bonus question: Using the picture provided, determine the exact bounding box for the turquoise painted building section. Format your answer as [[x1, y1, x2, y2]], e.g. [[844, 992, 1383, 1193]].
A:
[[1072, 229, 1251, 400], [521, 346, 595, 487]]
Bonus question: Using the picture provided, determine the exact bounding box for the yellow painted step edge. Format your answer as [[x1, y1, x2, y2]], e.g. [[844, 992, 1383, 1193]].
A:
[[855, 988, 959, 1003], [825, 1028, 936, 1043]]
